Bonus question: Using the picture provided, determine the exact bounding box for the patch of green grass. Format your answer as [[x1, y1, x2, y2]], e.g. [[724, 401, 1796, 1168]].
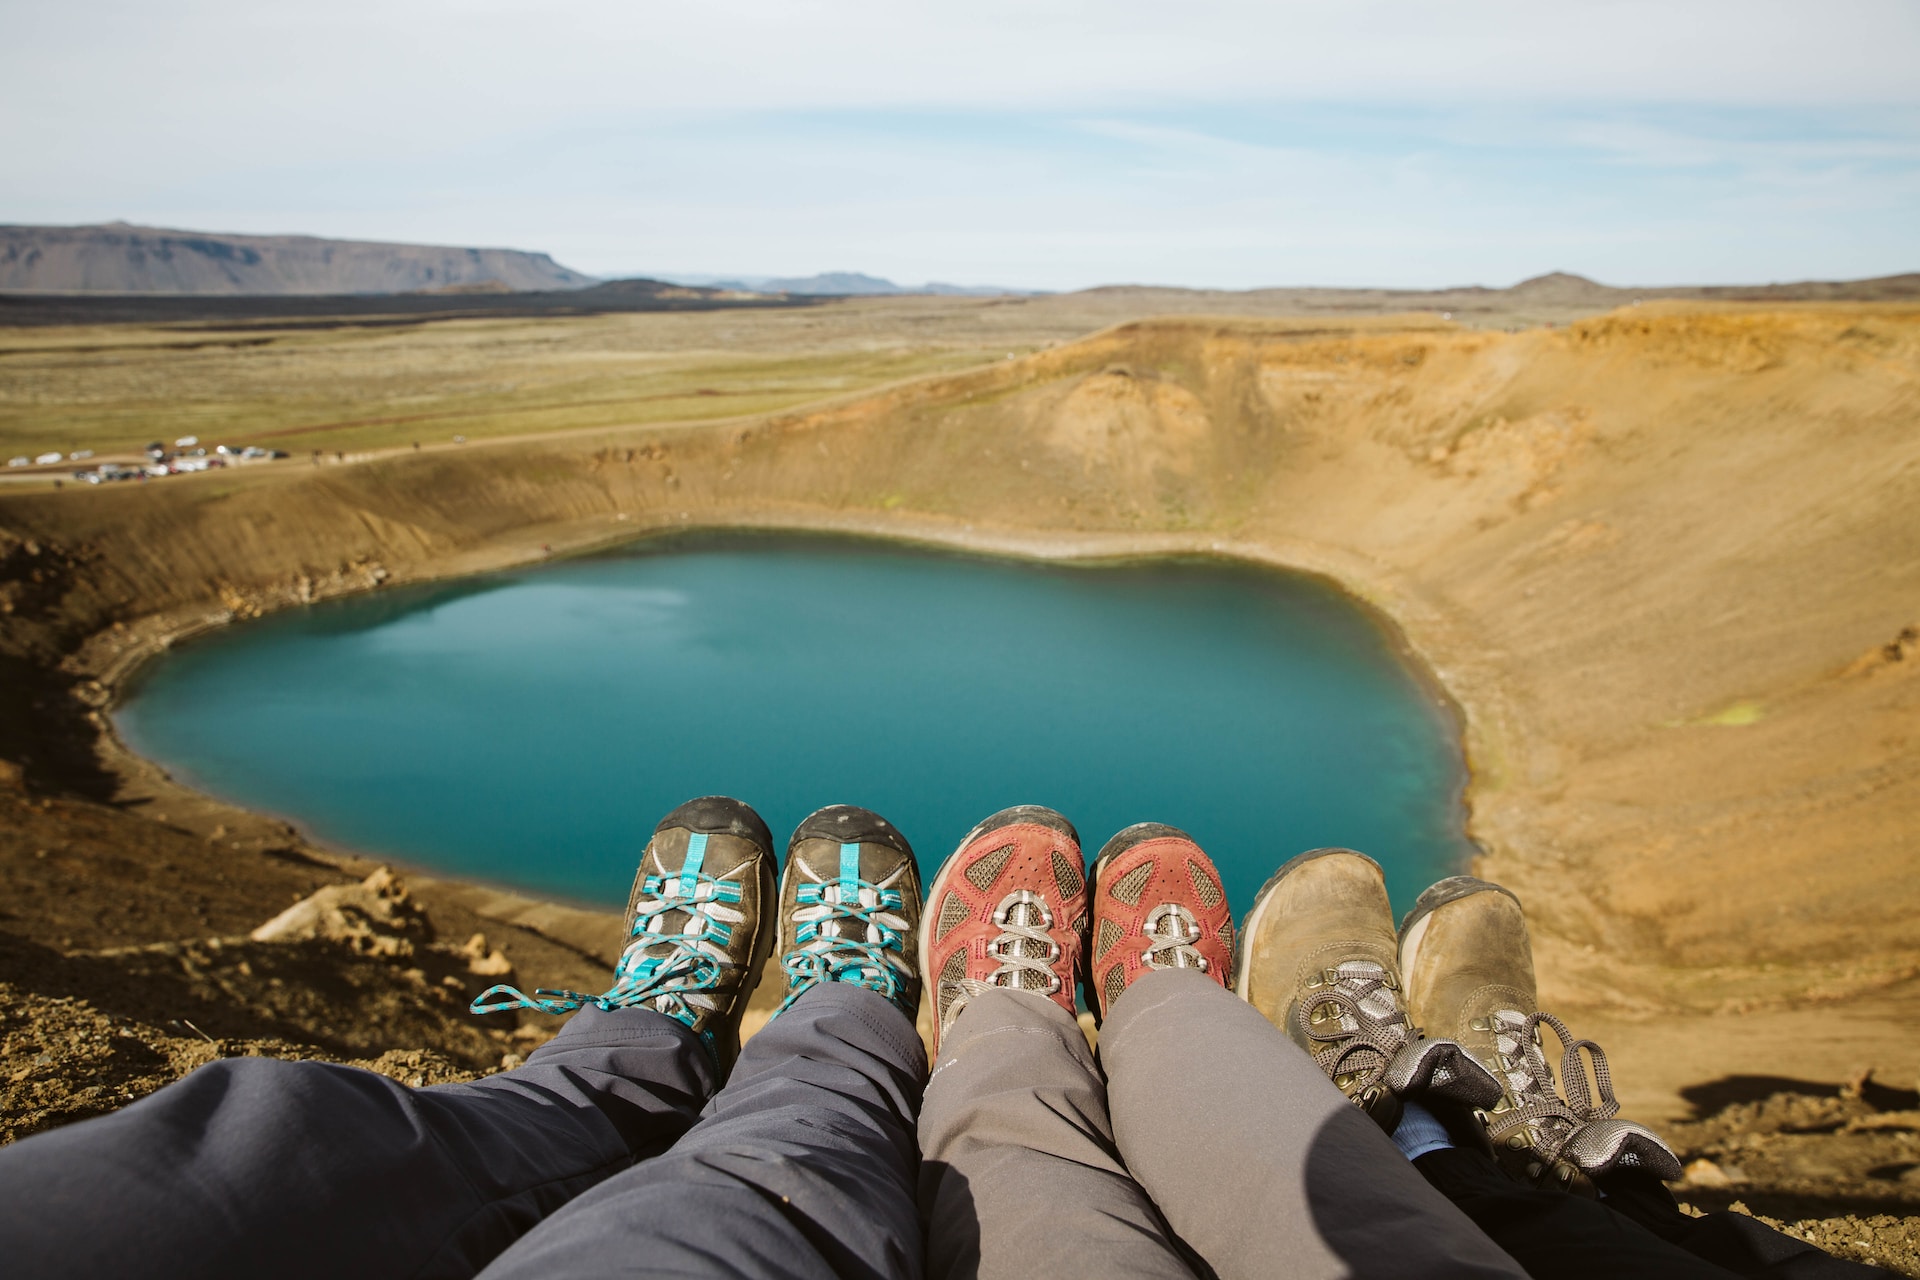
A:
[[1701, 700, 1766, 727]]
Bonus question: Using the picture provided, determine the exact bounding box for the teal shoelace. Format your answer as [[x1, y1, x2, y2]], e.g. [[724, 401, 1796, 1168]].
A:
[[472, 833, 746, 1038], [777, 842, 914, 1016]]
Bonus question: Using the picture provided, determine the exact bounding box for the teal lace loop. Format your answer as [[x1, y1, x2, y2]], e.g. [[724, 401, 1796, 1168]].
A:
[[776, 842, 915, 1016], [471, 833, 747, 1032]]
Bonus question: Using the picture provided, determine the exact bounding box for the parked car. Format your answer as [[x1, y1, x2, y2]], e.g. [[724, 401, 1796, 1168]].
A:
[[36, 451, 63, 465], [175, 435, 199, 447], [7, 456, 29, 468], [71, 449, 94, 461], [174, 456, 213, 473], [145, 441, 167, 460]]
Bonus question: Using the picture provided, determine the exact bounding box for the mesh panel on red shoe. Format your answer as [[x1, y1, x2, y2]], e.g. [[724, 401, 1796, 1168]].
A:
[[964, 844, 1016, 890], [1051, 849, 1084, 900], [935, 891, 972, 941], [1109, 862, 1154, 906], [1187, 860, 1223, 908]]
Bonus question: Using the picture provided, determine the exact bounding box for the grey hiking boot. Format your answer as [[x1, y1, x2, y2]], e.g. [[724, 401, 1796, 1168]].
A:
[[774, 804, 923, 1021], [1235, 848, 1503, 1132], [471, 795, 777, 1071], [1400, 876, 1683, 1192]]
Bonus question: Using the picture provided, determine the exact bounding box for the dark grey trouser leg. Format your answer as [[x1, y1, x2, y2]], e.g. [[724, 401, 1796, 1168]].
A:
[[477, 982, 928, 1280], [918, 988, 1199, 1280], [1102, 968, 1530, 1280], [0, 1005, 711, 1280]]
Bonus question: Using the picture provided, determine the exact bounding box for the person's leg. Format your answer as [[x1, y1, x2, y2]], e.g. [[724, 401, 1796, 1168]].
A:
[[0, 1004, 712, 1280], [1398, 876, 1891, 1278], [919, 988, 1199, 1280], [1596, 1168, 1893, 1278], [0, 794, 778, 1280], [917, 807, 1198, 1280], [477, 802, 931, 1280], [1411, 1146, 1748, 1279], [1095, 832, 1527, 1280], [1105, 968, 1529, 1279], [480, 982, 926, 1280]]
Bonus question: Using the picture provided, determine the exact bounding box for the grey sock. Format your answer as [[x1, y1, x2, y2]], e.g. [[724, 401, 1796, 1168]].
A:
[[1391, 1100, 1456, 1162]]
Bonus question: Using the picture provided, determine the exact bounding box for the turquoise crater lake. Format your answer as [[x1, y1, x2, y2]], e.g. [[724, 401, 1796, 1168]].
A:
[[117, 532, 1476, 919]]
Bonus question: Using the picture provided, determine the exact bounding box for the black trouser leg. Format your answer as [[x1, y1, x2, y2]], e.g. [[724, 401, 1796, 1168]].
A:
[[1596, 1170, 1893, 1279], [1414, 1148, 1747, 1280], [0, 1005, 712, 1280]]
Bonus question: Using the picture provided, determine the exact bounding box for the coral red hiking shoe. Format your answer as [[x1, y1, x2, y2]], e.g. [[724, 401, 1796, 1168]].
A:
[[1087, 823, 1235, 1020], [918, 805, 1088, 1055]]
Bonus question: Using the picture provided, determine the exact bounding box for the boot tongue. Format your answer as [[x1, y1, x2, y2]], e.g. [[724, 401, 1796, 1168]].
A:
[[1002, 900, 1055, 991]]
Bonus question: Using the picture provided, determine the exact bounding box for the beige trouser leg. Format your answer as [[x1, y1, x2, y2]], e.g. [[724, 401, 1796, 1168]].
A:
[[1103, 968, 1528, 1280], [917, 988, 1199, 1280]]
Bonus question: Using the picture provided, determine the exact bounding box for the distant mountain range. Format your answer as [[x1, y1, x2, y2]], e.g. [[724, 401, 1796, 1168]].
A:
[[0, 223, 597, 295], [4, 224, 1911, 313], [658, 270, 1021, 297], [0, 225, 1026, 298]]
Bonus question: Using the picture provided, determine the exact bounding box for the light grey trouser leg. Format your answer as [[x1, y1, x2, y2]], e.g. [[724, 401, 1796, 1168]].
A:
[[477, 982, 928, 1280], [918, 988, 1199, 1280], [0, 1003, 712, 1280], [1103, 968, 1529, 1280]]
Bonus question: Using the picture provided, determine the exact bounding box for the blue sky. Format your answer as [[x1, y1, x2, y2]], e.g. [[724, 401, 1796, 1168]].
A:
[[3, 1, 1917, 290]]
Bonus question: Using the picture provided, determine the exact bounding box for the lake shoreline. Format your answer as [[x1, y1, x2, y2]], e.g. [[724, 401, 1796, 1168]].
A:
[[96, 510, 1486, 918]]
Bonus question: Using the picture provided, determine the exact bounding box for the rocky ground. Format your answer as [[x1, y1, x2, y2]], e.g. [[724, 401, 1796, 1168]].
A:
[[1666, 1080, 1920, 1273], [0, 780, 605, 1144]]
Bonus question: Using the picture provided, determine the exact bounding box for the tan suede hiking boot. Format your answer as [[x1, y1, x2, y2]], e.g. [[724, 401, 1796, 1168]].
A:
[[1399, 876, 1683, 1192], [1235, 848, 1502, 1132]]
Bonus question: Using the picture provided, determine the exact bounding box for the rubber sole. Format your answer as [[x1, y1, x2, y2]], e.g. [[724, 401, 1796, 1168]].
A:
[[1395, 875, 1521, 980], [1229, 846, 1380, 996], [654, 794, 774, 852], [788, 803, 917, 863], [1396, 874, 1520, 938], [1089, 821, 1194, 888]]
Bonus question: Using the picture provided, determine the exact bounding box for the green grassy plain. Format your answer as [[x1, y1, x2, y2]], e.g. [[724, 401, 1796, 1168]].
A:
[[0, 301, 1060, 462]]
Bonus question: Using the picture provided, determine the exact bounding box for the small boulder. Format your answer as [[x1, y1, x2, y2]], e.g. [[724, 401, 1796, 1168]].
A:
[[460, 932, 514, 977], [251, 867, 431, 959], [1681, 1159, 1735, 1188]]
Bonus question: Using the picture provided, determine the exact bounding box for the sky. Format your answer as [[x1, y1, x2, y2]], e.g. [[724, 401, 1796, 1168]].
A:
[[3, 0, 1918, 291]]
